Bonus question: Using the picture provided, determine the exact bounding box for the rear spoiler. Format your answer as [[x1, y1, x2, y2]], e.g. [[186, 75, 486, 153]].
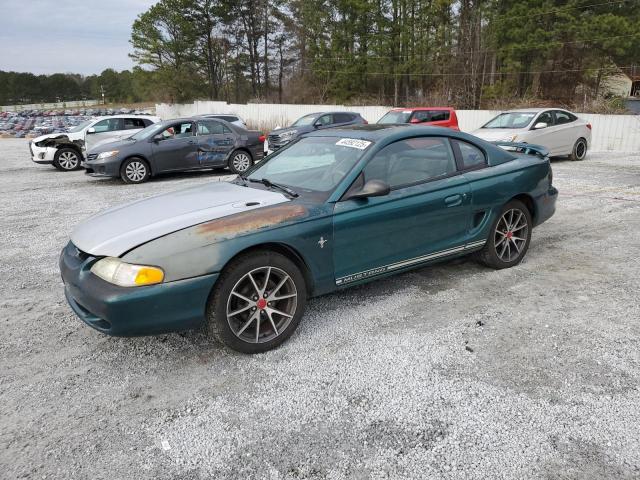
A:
[[491, 142, 549, 160]]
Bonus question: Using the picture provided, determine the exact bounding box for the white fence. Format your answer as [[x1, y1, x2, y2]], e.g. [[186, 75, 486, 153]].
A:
[[156, 100, 640, 152], [1, 100, 101, 112]]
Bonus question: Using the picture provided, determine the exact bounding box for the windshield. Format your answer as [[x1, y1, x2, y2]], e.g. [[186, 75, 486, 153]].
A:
[[377, 110, 412, 124], [129, 123, 162, 141], [483, 112, 536, 129], [247, 137, 372, 193], [292, 114, 317, 127], [67, 120, 92, 133]]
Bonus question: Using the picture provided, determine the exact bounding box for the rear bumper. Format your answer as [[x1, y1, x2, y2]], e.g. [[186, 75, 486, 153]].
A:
[[534, 186, 558, 227], [60, 242, 218, 336]]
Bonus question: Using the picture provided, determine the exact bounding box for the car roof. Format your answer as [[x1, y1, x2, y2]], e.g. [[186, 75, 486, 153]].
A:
[[305, 124, 459, 141], [93, 114, 158, 119], [502, 107, 573, 113], [389, 107, 454, 111], [300, 111, 360, 117]]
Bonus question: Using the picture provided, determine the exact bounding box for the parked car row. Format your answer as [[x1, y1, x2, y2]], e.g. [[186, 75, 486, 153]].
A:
[[26, 106, 592, 184]]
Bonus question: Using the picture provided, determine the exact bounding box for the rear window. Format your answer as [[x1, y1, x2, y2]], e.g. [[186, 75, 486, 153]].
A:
[[124, 118, 146, 129], [334, 113, 354, 123]]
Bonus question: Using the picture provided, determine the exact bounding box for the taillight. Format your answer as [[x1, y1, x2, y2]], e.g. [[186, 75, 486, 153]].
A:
[[258, 134, 265, 143], [363, 119, 368, 124], [586, 123, 592, 130]]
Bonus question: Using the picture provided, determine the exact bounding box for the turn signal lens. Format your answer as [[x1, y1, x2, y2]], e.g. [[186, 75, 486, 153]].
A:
[[91, 257, 164, 287]]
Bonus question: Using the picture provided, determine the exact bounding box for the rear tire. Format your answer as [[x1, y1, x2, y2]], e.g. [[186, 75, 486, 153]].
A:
[[207, 251, 307, 354], [568, 138, 587, 161], [228, 150, 253, 175], [121, 157, 150, 184], [53, 148, 82, 171], [477, 200, 532, 269]]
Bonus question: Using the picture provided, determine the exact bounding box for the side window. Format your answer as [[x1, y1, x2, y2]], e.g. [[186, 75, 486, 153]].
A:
[[92, 118, 123, 133], [411, 111, 430, 122], [198, 120, 224, 135], [535, 111, 554, 127], [362, 137, 457, 189], [554, 110, 575, 125], [316, 114, 333, 126], [160, 122, 194, 140], [451, 140, 486, 170], [124, 118, 146, 129], [334, 113, 352, 123], [428, 110, 450, 122]]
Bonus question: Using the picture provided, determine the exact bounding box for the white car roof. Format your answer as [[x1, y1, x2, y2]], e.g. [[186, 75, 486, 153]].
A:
[[502, 107, 573, 114]]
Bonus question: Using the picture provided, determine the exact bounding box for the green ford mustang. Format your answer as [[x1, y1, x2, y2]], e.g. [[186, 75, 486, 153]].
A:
[[60, 125, 558, 353]]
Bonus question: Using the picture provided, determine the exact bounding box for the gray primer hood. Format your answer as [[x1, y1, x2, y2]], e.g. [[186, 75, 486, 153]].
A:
[[71, 182, 288, 257]]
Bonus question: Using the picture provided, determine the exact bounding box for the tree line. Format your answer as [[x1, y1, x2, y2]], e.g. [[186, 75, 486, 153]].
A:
[[2, 0, 639, 108], [129, 0, 640, 107]]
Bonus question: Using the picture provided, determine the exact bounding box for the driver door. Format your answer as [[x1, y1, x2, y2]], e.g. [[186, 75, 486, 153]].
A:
[[150, 122, 199, 172], [332, 137, 472, 285]]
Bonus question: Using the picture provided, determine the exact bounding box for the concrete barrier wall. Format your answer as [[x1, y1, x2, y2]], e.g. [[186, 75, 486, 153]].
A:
[[156, 101, 640, 152], [1, 100, 101, 112]]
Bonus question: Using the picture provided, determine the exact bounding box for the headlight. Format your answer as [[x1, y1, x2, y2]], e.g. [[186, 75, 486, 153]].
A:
[[90, 257, 164, 287], [96, 150, 119, 159], [280, 129, 297, 139]]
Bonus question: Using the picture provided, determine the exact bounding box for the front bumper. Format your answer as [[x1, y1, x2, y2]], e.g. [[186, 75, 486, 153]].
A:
[[29, 142, 56, 164], [59, 242, 219, 336], [83, 156, 122, 177]]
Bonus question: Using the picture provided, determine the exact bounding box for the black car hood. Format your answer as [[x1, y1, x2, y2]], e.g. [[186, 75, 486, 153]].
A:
[[271, 125, 314, 136]]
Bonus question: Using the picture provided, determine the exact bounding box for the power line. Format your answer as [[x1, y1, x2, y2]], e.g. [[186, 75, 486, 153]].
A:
[[493, 0, 632, 23], [303, 65, 636, 77], [310, 33, 640, 62]]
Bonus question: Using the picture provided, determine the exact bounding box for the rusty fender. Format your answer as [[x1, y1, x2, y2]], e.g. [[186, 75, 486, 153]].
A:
[[196, 204, 308, 241]]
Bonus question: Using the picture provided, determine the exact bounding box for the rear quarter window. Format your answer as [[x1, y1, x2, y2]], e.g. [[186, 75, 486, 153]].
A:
[[451, 139, 486, 170], [429, 110, 450, 122]]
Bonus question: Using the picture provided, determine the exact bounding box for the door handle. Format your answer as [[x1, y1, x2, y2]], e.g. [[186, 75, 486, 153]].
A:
[[444, 194, 463, 207]]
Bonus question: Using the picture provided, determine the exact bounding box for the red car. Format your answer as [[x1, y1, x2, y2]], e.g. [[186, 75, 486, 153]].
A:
[[377, 107, 459, 130]]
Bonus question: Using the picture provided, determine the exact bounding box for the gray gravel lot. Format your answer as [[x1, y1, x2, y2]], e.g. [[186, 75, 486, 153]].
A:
[[1, 138, 639, 479]]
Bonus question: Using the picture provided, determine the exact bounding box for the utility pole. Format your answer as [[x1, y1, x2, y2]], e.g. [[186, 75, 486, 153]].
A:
[[100, 85, 105, 105]]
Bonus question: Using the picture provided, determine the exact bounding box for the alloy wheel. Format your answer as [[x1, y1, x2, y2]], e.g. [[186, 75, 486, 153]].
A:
[[125, 161, 147, 182], [494, 208, 529, 262], [226, 266, 297, 343], [575, 140, 586, 160], [58, 151, 79, 170], [232, 153, 251, 173]]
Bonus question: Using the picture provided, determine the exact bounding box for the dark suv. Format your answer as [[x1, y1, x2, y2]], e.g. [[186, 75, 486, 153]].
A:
[[267, 111, 367, 153]]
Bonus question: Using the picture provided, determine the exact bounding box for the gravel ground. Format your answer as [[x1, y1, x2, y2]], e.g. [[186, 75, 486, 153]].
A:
[[1, 139, 639, 479]]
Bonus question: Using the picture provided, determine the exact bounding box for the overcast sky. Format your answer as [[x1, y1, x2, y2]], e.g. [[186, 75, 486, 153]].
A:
[[0, 0, 158, 76]]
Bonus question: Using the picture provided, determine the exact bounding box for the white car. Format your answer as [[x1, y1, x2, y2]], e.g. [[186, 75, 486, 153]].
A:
[[472, 108, 592, 160], [198, 114, 247, 129], [29, 115, 161, 171]]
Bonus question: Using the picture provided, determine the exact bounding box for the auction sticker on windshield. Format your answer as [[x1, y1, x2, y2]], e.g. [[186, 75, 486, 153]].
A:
[[336, 138, 372, 150]]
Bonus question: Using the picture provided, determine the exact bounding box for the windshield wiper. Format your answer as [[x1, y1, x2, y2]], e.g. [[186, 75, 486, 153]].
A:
[[248, 178, 299, 198]]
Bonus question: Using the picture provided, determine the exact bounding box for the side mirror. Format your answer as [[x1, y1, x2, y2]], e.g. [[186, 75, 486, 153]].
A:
[[313, 121, 322, 128], [152, 134, 163, 142], [409, 118, 422, 124], [86, 127, 96, 134], [533, 122, 548, 130], [345, 180, 390, 200]]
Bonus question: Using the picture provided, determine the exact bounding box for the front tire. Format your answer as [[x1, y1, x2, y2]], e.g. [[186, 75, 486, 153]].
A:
[[228, 150, 253, 175], [477, 200, 532, 269], [121, 157, 150, 184], [207, 251, 307, 353], [53, 148, 82, 171], [569, 138, 587, 161]]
